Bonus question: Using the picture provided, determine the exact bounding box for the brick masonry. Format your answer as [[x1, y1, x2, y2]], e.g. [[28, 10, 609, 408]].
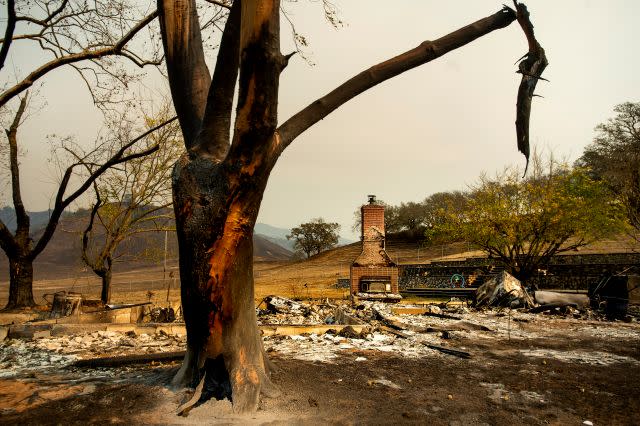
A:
[[350, 199, 399, 295]]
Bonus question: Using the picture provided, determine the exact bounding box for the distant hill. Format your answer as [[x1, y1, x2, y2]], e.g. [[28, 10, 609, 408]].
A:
[[0, 206, 53, 233], [254, 222, 355, 251], [0, 209, 293, 281]]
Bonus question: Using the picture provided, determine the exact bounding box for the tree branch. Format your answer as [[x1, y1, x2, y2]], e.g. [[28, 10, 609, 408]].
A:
[[204, 0, 232, 9], [226, 0, 282, 166], [0, 220, 18, 255], [0, 11, 158, 110], [15, 0, 69, 26], [5, 94, 29, 233], [277, 6, 518, 153], [31, 116, 177, 258], [0, 0, 17, 71], [82, 183, 103, 271], [192, 0, 240, 160], [158, 0, 211, 148], [513, 1, 548, 172]]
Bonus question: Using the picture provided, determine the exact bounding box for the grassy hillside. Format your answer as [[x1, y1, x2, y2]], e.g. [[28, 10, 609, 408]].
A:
[[1, 226, 636, 306]]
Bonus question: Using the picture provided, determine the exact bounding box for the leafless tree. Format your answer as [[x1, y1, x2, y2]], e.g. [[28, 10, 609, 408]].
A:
[[158, 0, 547, 413], [78, 106, 182, 304], [0, 0, 170, 309], [0, 0, 163, 109], [0, 92, 176, 308]]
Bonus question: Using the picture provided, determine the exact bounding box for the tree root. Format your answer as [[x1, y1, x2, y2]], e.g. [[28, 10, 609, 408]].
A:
[[172, 345, 280, 415]]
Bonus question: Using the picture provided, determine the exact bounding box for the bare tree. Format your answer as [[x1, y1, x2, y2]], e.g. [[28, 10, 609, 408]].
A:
[[0, 0, 168, 309], [0, 93, 176, 308], [79, 107, 182, 304], [158, 0, 547, 412]]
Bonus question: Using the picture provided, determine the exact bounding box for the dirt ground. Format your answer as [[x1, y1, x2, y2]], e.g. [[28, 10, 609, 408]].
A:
[[1, 308, 639, 425]]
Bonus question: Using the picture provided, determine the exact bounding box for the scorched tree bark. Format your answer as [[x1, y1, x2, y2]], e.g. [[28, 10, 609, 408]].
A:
[[158, 0, 547, 413]]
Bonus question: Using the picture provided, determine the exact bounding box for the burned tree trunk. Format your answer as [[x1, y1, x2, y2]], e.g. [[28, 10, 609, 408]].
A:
[[170, 155, 276, 411]]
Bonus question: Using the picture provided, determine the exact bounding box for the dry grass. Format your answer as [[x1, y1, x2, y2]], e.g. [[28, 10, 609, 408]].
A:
[[1, 235, 637, 307]]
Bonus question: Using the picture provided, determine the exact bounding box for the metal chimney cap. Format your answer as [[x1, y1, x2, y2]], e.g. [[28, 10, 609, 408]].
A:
[[367, 194, 376, 204]]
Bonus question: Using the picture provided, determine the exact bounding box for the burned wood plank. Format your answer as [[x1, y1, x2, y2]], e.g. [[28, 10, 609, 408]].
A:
[[379, 325, 410, 339], [72, 351, 186, 368], [423, 343, 471, 359], [422, 311, 462, 320], [529, 303, 578, 314]]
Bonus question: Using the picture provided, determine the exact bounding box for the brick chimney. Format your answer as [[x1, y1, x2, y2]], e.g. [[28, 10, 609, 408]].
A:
[[350, 195, 400, 300], [354, 195, 393, 267], [361, 195, 385, 243]]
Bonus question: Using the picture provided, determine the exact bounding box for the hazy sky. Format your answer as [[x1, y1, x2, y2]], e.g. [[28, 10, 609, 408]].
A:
[[3, 1, 640, 239]]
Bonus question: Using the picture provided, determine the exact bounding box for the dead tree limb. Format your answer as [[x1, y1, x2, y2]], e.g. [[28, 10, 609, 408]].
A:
[[513, 1, 549, 171]]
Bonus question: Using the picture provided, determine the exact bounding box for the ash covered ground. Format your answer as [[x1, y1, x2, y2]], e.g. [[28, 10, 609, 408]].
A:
[[1, 300, 639, 425]]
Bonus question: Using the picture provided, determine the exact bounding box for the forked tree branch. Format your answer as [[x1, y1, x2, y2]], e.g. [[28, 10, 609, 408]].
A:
[[0, 11, 158, 110]]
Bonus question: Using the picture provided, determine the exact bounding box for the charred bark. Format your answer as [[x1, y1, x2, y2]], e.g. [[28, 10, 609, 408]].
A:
[[170, 153, 277, 412]]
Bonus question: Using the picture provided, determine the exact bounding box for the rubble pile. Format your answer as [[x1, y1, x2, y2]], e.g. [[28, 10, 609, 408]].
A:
[[36, 330, 186, 357], [263, 328, 444, 363], [261, 299, 640, 365], [0, 330, 186, 379], [258, 295, 338, 325], [475, 271, 534, 308], [1, 294, 639, 381]]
